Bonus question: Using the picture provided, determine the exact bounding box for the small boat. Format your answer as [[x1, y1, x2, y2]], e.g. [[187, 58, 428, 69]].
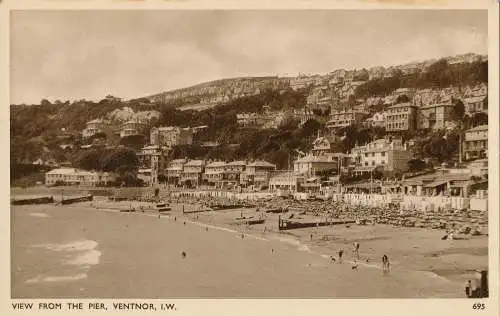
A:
[[246, 218, 265, 225], [156, 203, 172, 212]]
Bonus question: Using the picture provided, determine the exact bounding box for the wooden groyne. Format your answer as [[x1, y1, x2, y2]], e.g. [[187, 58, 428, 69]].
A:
[[278, 216, 355, 231], [208, 203, 248, 210], [265, 207, 288, 214], [11, 196, 54, 205], [61, 195, 93, 205], [243, 218, 265, 225]]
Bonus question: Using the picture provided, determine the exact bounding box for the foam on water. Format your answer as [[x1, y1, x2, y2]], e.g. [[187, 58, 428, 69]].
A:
[[272, 235, 311, 253], [25, 274, 87, 284], [28, 213, 49, 218], [28, 240, 100, 285], [66, 249, 101, 266], [34, 240, 99, 253]]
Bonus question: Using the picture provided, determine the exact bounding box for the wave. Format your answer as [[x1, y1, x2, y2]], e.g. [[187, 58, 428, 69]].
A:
[[25, 274, 87, 284]]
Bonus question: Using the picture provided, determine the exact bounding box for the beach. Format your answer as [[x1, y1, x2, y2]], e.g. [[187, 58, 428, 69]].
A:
[[10, 194, 488, 298]]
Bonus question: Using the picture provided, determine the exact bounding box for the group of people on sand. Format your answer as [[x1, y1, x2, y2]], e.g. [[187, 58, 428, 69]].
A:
[[328, 242, 390, 273]]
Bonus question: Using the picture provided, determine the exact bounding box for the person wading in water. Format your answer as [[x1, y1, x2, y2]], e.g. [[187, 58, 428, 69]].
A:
[[353, 242, 360, 260]]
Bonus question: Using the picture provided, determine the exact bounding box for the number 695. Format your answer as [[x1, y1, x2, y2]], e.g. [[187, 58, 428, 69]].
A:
[[472, 303, 485, 310]]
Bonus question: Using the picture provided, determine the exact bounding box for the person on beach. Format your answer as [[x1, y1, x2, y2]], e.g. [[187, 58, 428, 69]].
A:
[[338, 249, 344, 263], [353, 242, 360, 259], [181, 251, 186, 259], [382, 254, 390, 272], [184, 221, 186, 225], [352, 261, 358, 271], [310, 234, 313, 241], [465, 280, 472, 298], [330, 256, 336, 264]]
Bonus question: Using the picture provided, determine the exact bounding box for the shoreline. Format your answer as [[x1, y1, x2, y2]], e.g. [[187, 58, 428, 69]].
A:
[[10, 189, 488, 298], [61, 200, 488, 285]]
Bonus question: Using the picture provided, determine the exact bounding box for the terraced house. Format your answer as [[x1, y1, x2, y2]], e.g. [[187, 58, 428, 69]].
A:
[[45, 168, 115, 186], [326, 109, 368, 130], [385, 103, 417, 132], [181, 160, 205, 187], [417, 101, 454, 130], [349, 138, 412, 176], [463, 125, 488, 161]]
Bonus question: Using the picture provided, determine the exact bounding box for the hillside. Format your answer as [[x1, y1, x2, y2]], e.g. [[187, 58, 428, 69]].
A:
[[10, 53, 488, 182]]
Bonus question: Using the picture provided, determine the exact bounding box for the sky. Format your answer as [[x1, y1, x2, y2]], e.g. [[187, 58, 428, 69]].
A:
[[10, 10, 487, 104]]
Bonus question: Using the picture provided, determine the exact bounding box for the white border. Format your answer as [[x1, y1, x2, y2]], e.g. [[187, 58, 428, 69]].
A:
[[1, 1, 498, 316]]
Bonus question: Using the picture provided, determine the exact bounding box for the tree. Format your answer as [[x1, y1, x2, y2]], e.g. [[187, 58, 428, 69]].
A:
[[99, 148, 138, 173], [75, 150, 101, 171], [396, 94, 410, 103], [451, 99, 465, 121], [470, 112, 488, 127], [120, 135, 146, 150], [407, 158, 427, 172], [116, 171, 145, 187], [355, 68, 369, 81], [300, 119, 321, 137], [40, 99, 52, 107]]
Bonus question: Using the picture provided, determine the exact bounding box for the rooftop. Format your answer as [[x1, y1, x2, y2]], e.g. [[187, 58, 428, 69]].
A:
[[388, 102, 416, 109], [184, 160, 205, 167], [295, 155, 337, 163], [420, 102, 453, 109], [247, 160, 276, 168], [466, 124, 488, 132], [464, 96, 487, 103], [46, 168, 110, 176], [226, 160, 247, 166], [206, 161, 227, 168]]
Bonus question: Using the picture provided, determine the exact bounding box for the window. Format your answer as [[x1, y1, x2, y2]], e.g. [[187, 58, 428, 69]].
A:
[[381, 152, 386, 156], [371, 161, 375, 166]]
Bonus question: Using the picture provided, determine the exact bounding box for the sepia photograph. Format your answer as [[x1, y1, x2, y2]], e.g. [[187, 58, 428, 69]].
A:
[[9, 9, 491, 300]]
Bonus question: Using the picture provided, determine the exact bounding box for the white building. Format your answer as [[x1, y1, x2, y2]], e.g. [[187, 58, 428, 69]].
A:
[[45, 168, 115, 186], [82, 119, 106, 138], [350, 138, 412, 174], [166, 159, 187, 185], [464, 125, 488, 161], [120, 120, 147, 138], [204, 161, 227, 186], [293, 154, 339, 178], [269, 172, 305, 193]]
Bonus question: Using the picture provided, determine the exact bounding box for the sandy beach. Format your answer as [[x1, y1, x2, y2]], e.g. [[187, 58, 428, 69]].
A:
[[10, 193, 488, 298]]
